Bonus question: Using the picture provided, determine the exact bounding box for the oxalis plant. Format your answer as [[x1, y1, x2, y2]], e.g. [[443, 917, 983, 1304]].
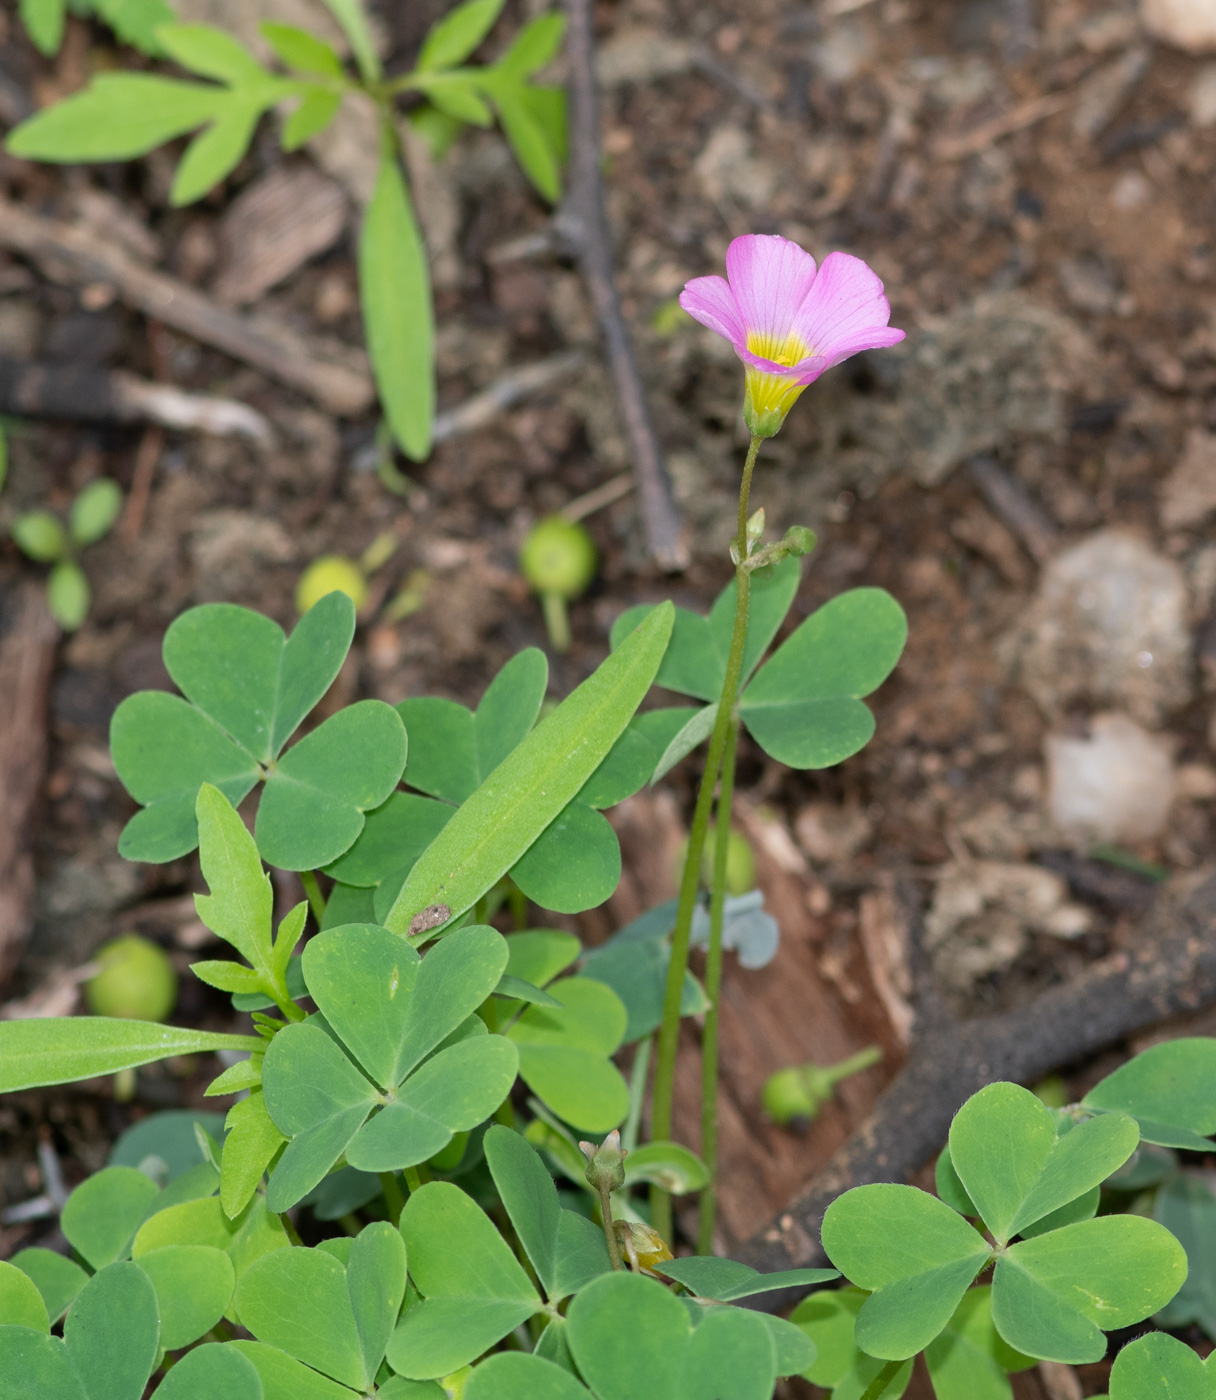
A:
[[7, 0, 565, 461], [0, 234, 1213, 1400]]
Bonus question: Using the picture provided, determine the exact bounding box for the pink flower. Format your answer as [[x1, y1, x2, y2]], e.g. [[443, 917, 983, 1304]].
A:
[[679, 234, 905, 437]]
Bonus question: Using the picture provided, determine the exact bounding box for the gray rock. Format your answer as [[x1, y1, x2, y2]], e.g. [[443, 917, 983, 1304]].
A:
[[1005, 529, 1193, 724]]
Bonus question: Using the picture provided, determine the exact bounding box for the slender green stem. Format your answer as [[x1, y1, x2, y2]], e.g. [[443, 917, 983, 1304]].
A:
[[279, 1213, 304, 1246], [696, 715, 739, 1256], [859, 1360, 905, 1400], [300, 870, 326, 924], [622, 1036, 653, 1153], [542, 590, 571, 652], [379, 1171, 406, 1226], [403, 1166, 424, 1194], [509, 881, 528, 930], [649, 436, 760, 1242], [598, 1185, 624, 1271]]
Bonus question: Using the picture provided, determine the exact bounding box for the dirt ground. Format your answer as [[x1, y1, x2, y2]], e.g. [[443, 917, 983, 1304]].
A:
[[2, 0, 1215, 1391]]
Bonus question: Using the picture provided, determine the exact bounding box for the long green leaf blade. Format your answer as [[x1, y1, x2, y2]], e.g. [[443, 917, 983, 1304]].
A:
[[0, 1019, 263, 1092], [359, 136, 434, 461], [384, 603, 674, 934], [6, 74, 224, 162]]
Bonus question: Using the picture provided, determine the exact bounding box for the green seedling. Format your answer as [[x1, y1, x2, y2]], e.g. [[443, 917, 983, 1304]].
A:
[[520, 515, 597, 652], [8, 0, 567, 464], [11, 477, 122, 630], [762, 1046, 882, 1130]]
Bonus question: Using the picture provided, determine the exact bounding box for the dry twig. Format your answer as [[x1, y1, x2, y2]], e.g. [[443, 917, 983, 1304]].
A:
[[558, 0, 688, 570], [0, 197, 372, 415]]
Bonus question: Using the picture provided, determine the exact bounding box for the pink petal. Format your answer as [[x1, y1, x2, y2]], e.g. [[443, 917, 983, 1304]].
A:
[[679, 275, 747, 347], [725, 235, 818, 344], [790, 251, 904, 366]]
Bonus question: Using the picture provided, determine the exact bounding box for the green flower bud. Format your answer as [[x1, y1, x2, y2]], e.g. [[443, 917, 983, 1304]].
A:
[[678, 826, 757, 896], [296, 555, 367, 615], [86, 933, 177, 1022], [580, 1128, 627, 1194], [782, 525, 817, 558]]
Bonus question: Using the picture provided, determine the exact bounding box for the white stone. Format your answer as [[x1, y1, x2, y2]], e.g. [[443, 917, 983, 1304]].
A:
[[1142, 0, 1216, 51], [1046, 712, 1176, 843], [1006, 530, 1193, 725], [1190, 64, 1216, 123]]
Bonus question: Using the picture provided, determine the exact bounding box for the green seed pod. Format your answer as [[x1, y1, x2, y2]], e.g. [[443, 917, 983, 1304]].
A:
[[520, 516, 597, 599], [296, 555, 367, 615], [86, 933, 177, 1022], [12, 510, 67, 563], [762, 1047, 882, 1128], [47, 561, 90, 631], [70, 479, 123, 546], [519, 517, 596, 653]]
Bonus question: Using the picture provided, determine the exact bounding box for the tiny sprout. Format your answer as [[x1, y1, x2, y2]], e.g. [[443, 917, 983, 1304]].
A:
[[762, 1046, 881, 1130], [295, 554, 367, 615], [86, 933, 177, 1023], [520, 515, 597, 653], [10, 478, 122, 630]]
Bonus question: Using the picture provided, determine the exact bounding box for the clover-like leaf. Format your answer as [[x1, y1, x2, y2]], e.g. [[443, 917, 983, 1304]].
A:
[[1083, 1038, 1216, 1150], [263, 925, 515, 1207], [820, 1184, 993, 1360], [388, 1183, 540, 1380], [61, 1166, 161, 1270], [10, 1250, 88, 1325], [738, 588, 907, 769], [466, 1353, 591, 1400], [111, 595, 403, 865], [63, 1262, 161, 1400], [923, 1286, 1036, 1400], [991, 1214, 1187, 1363], [948, 1082, 1139, 1245], [506, 976, 628, 1132]]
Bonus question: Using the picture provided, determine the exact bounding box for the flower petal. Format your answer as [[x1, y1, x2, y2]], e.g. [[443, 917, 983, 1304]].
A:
[[725, 235, 818, 344], [790, 250, 905, 367], [679, 275, 746, 347]]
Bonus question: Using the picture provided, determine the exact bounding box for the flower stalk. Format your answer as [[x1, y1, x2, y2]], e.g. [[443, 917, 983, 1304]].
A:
[[697, 714, 740, 1256], [650, 435, 760, 1242]]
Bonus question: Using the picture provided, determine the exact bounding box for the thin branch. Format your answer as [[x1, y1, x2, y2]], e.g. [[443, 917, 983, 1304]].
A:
[[558, 0, 688, 570]]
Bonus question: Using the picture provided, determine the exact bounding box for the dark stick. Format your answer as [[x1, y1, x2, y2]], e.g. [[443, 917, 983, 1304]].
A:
[[968, 454, 1059, 564], [558, 0, 688, 571], [734, 872, 1216, 1286]]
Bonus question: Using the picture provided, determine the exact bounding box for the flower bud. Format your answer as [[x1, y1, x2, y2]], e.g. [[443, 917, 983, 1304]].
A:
[[614, 1218, 673, 1270], [296, 555, 367, 615], [86, 933, 177, 1022], [762, 1047, 882, 1129], [580, 1129, 627, 1194]]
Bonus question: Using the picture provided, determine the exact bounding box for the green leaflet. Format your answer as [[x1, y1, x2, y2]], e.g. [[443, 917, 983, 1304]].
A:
[[384, 602, 673, 935], [417, 0, 506, 71], [0, 1018, 262, 1093], [152, 1344, 264, 1400], [136, 1246, 235, 1349], [360, 133, 433, 462], [1083, 1038, 1216, 1150], [948, 1083, 1138, 1244], [1107, 1332, 1213, 1400], [389, 1182, 539, 1379], [483, 1124, 611, 1302]]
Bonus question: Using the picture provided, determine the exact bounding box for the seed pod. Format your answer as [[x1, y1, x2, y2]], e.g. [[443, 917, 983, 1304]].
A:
[[86, 933, 177, 1022]]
